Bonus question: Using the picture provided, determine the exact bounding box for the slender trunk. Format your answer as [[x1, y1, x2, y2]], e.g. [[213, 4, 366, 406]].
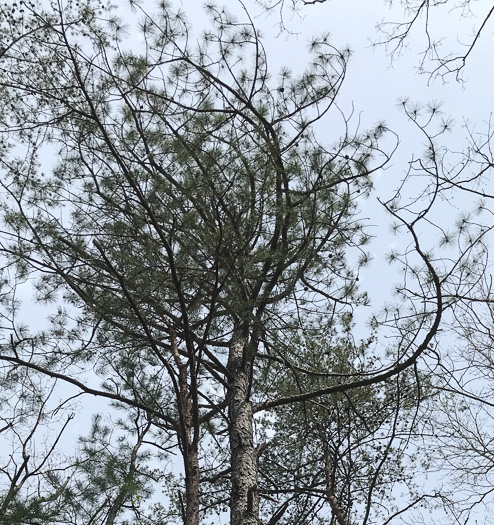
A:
[[168, 320, 200, 525], [323, 442, 353, 525], [105, 420, 152, 525], [227, 325, 260, 525]]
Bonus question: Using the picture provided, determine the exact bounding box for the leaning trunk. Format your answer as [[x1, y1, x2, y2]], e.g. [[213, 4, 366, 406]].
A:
[[227, 325, 260, 525]]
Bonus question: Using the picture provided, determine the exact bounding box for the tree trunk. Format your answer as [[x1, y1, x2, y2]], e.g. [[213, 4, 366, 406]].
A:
[[184, 442, 200, 525], [228, 325, 260, 525], [323, 442, 353, 525], [182, 366, 199, 525], [167, 320, 200, 525]]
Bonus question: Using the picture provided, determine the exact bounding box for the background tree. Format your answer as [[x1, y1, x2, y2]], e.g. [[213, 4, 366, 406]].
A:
[[258, 0, 493, 81], [391, 113, 494, 524], [253, 323, 427, 525], [0, 370, 74, 524]]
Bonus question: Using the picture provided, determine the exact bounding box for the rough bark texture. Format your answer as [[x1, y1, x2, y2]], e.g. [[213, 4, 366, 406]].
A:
[[184, 439, 200, 525], [228, 326, 260, 525]]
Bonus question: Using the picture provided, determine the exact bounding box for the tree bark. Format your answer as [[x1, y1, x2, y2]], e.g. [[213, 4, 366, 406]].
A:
[[228, 325, 260, 525], [181, 361, 199, 525], [184, 441, 200, 525], [167, 319, 200, 525]]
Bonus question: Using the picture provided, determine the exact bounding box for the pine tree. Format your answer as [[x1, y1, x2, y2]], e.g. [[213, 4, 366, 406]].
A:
[[0, 1, 476, 523]]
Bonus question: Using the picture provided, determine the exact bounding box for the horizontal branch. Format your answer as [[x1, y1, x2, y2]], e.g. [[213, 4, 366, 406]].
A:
[[0, 354, 178, 430]]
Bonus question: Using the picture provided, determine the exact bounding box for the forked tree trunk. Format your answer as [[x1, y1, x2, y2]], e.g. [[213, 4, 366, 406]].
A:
[[227, 325, 260, 525]]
